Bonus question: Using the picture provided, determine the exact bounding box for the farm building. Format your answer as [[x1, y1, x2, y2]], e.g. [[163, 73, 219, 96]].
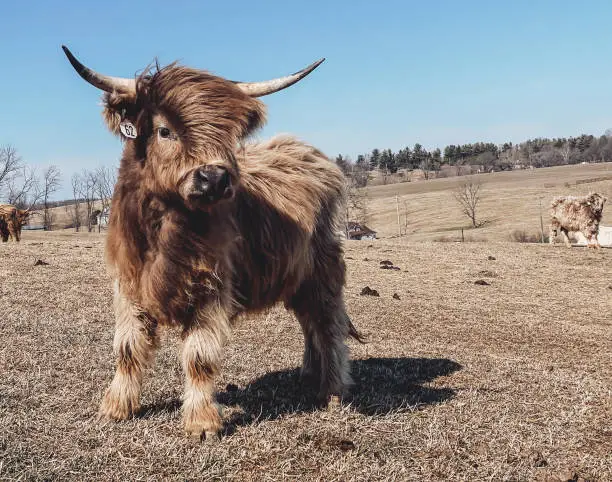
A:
[[97, 208, 110, 228], [90, 208, 110, 228], [346, 221, 377, 240]]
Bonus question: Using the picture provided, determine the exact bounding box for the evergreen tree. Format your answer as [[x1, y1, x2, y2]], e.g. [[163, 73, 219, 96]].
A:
[[369, 149, 380, 170], [335, 154, 351, 176]]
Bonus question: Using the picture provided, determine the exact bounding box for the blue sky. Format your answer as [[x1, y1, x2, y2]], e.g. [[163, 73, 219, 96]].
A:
[[2, 1, 612, 199]]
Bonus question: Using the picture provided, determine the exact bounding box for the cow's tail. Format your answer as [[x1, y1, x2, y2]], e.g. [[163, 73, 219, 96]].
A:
[[346, 314, 366, 344]]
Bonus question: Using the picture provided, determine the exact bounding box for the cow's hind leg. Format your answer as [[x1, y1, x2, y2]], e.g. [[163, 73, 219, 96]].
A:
[[290, 281, 354, 405], [99, 284, 158, 420], [181, 306, 230, 440]]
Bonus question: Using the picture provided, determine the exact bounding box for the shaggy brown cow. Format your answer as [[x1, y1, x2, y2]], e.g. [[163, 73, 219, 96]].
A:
[[0, 204, 30, 242], [63, 46, 362, 439], [549, 192, 607, 248]]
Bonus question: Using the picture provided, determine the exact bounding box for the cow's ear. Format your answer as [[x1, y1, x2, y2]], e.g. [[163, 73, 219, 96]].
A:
[[102, 91, 140, 137], [242, 101, 267, 138]]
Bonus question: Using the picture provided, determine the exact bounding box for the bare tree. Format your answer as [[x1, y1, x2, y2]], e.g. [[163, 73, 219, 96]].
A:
[[0, 145, 23, 197], [95, 166, 117, 232], [347, 163, 368, 188], [454, 159, 465, 176], [454, 177, 483, 228], [6, 166, 42, 209], [344, 179, 369, 236], [558, 142, 573, 165], [420, 159, 431, 180], [42, 165, 61, 230], [69, 173, 83, 231], [79, 169, 98, 232]]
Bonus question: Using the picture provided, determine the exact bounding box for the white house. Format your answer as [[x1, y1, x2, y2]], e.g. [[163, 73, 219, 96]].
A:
[[96, 208, 110, 228]]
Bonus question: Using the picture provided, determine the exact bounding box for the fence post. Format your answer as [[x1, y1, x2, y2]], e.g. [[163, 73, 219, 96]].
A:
[[396, 195, 401, 237], [539, 198, 545, 243]]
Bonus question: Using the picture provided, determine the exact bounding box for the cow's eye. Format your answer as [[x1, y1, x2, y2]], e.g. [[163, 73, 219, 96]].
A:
[[158, 127, 172, 139]]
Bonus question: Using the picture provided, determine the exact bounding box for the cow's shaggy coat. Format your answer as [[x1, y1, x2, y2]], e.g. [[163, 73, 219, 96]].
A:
[[549, 192, 607, 248], [66, 58, 361, 439], [0, 204, 29, 242]]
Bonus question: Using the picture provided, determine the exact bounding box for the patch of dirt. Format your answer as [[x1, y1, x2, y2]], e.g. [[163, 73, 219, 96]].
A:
[[360, 286, 380, 297]]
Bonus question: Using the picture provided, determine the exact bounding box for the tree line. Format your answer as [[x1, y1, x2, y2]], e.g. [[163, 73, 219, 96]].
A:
[[1, 144, 117, 232], [0, 145, 61, 230], [335, 131, 612, 186]]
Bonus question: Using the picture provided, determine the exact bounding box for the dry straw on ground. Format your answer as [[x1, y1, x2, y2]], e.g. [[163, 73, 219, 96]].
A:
[[1, 230, 610, 480]]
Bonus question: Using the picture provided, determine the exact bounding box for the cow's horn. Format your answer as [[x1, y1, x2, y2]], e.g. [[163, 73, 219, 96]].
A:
[[233, 58, 325, 97], [62, 46, 136, 94]]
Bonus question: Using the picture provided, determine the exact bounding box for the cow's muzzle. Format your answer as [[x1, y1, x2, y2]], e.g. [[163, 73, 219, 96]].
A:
[[186, 166, 234, 205]]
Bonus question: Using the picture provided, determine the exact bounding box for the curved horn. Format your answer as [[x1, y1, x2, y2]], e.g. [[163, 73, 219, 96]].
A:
[[233, 58, 325, 97], [62, 45, 136, 94]]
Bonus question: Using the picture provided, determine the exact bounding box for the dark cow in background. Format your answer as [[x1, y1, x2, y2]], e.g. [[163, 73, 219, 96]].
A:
[[63, 46, 362, 440], [0, 204, 30, 242], [549, 192, 607, 248]]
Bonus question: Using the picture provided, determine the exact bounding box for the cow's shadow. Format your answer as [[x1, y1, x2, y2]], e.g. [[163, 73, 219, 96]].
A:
[[140, 357, 461, 433], [217, 357, 461, 433]]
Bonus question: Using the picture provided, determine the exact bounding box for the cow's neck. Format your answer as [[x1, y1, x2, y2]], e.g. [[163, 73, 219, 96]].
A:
[[107, 178, 236, 320]]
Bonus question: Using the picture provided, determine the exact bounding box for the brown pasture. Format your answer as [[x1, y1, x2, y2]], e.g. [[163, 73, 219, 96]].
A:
[[367, 162, 612, 240], [1, 227, 610, 480]]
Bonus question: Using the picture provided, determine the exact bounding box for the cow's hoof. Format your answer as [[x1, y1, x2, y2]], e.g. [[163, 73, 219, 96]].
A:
[[327, 395, 342, 411], [183, 404, 223, 442], [187, 429, 222, 444], [98, 401, 134, 422], [316, 393, 343, 411], [98, 391, 136, 421]]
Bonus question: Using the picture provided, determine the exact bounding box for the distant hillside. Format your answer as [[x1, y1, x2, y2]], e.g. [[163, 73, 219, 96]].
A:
[[27, 162, 612, 242]]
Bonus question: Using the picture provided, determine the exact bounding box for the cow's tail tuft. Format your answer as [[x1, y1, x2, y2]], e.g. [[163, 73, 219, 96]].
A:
[[347, 316, 366, 344]]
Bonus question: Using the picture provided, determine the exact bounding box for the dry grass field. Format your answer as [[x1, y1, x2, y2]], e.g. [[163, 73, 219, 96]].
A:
[[367, 162, 612, 241], [1, 228, 610, 480], [2, 164, 612, 480]]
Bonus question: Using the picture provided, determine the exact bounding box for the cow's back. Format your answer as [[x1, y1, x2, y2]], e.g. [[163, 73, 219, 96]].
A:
[[231, 135, 345, 312]]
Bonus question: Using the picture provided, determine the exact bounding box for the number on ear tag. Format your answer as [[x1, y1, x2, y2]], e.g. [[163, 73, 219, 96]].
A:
[[120, 120, 137, 139]]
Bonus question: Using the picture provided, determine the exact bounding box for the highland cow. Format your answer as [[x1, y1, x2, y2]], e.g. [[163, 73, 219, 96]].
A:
[[62, 46, 361, 439], [549, 192, 607, 248], [0, 204, 30, 242]]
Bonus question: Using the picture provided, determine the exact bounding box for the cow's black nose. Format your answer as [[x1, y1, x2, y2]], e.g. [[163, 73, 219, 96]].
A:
[[193, 166, 232, 201]]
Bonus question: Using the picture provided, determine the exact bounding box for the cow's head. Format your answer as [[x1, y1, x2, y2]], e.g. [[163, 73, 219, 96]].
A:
[[62, 46, 323, 209], [16, 209, 31, 227], [587, 192, 607, 213]]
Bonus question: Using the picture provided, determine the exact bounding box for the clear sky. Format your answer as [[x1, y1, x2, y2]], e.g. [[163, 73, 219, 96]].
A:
[[2, 1, 612, 199]]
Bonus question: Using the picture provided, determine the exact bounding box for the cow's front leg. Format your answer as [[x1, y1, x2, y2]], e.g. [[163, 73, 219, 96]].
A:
[[181, 305, 230, 440], [587, 226, 601, 249], [99, 284, 158, 420], [561, 228, 572, 247]]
